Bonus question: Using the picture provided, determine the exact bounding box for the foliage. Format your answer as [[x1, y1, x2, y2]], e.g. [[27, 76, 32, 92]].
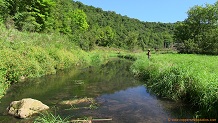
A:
[[9, 0, 218, 53], [71, 9, 89, 31], [80, 4, 175, 50], [0, 27, 111, 99], [96, 26, 115, 47], [0, 68, 8, 99], [131, 54, 218, 118], [0, 0, 7, 20], [0, 0, 174, 50], [3, 0, 55, 31], [174, 2, 218, 55], [79, 29, 96, 51]]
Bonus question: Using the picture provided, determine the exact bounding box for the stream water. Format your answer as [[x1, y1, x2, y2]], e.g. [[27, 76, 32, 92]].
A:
[[0, 59, 194, 123]]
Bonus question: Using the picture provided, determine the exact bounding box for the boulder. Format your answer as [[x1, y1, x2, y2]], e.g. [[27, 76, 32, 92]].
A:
[[7, 98, 49, 118]]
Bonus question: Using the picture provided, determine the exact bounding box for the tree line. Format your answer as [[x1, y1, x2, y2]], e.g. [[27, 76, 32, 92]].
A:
[[76, 2, 174, 50], [1, 0, 216, 54], [0, 0, 175, 51]]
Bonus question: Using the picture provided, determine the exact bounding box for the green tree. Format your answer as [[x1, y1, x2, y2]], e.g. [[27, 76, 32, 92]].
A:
[[96, 26, 115, 47], [201, 28, 218, 54], [79, 29, 96, 51], [0, 0, 6, 19], [125, 31, 139, 50], [1, 0, 175, 51], [71, 9, 89, 31], [76, 0, 174, 50], [163, 33, 173, 48], [4, 0, 55, 31], [47, 1, 89, 35], [174, 2, 218, 54], [14, 12, 41, 32]]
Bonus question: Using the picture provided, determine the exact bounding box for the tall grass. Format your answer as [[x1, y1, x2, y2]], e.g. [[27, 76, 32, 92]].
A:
[[0, 25, 111, 99], [131, 53, 218, 118]]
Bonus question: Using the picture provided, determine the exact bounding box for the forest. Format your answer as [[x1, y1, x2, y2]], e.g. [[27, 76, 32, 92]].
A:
[[1, 0, 218, 54], [0, 0, 175, 51]]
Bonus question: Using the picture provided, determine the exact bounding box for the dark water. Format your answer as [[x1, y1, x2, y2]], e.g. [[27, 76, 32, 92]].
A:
[[0, 59, 193, 123]]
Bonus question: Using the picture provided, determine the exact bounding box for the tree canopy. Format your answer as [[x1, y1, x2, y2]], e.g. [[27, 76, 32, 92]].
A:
[[174, 2, 218, 55], [0, 0, 175, 51], [72, 1, 175, 50]]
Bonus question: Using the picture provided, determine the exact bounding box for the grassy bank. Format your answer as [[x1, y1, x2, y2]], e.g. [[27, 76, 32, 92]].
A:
[[0, 25, 116, 99], [131, 53, 218, 118]]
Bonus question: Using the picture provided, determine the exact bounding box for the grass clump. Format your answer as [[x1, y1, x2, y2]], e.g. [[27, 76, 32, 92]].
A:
[[34, 112, 70, 123], [131, 53, 218, 118]]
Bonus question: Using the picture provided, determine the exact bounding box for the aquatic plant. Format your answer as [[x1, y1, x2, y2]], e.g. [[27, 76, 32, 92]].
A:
[[34, 112, 70, 123]]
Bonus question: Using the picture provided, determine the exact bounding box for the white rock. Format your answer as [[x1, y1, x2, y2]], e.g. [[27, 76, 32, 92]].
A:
[[7, 98, 49, 118]]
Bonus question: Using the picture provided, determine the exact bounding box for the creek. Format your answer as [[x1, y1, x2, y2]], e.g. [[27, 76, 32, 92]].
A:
[[0, 59, 194, 123]]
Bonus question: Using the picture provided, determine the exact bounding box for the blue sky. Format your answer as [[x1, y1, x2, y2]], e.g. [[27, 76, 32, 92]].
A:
[[74, 0, 217, 23]]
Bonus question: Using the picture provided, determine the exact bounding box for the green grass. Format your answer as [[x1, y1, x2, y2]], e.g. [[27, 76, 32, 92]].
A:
[[2, 21, 217, 119], [131, 53, 218, 118], [34, 112, 70, 123], [0, 25, 112, 99]]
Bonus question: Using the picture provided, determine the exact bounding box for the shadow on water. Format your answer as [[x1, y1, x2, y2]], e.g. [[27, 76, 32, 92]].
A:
[[0, 59, 194, 123]]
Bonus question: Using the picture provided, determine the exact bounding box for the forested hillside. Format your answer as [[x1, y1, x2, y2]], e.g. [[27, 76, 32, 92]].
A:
[[1, 0, 217, 54], [74, 1, 175, 50], [0, 0, 175, 51]]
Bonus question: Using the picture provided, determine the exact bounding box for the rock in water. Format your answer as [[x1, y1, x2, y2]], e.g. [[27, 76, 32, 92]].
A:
[[7, 98, 49, 118]]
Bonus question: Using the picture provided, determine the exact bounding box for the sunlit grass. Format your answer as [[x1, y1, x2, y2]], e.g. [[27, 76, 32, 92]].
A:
[[131, 53, 218, 118], [0, 25, 111, 99]]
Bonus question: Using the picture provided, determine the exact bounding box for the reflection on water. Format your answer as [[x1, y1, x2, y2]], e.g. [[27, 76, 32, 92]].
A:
[[0, 59, 194, 123], [96, 86, 169, 123]]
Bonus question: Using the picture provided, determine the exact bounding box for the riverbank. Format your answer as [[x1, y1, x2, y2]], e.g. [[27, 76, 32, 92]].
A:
[[0, 25, 124, 99], [130, 53, 218, 118], [1, 58, 195, 123], [1, 24, 217, 119]]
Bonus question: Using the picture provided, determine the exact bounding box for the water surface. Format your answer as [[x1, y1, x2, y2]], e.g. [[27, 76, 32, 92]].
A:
[[0, 59, 193, 123]]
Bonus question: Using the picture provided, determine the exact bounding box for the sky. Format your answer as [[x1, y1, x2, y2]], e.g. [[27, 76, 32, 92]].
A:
[[74, 0, 217, 23]]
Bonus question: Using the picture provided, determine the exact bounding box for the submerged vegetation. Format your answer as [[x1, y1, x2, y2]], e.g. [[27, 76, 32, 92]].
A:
[[131, 53, 218, 118]]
